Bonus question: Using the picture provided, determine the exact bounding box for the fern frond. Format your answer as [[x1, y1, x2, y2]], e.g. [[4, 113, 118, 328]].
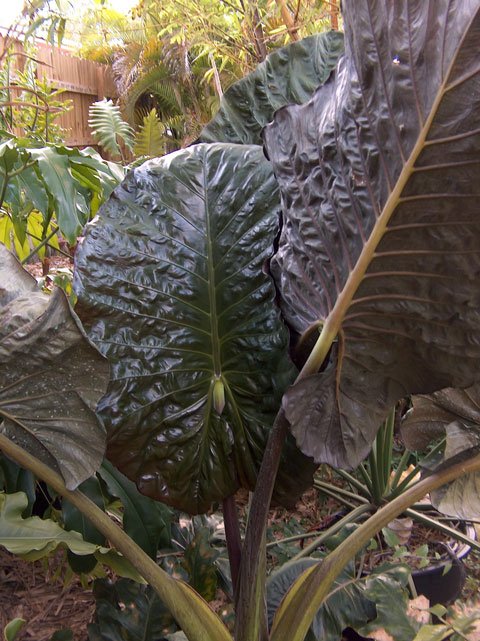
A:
[[133, 109, 165, 158], [88, 99, 134, 158]]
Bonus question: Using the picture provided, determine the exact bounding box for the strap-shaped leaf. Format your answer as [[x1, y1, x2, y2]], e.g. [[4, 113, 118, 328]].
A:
[[265, 1, 480, 469], [198, 32, 344, 145], [0, 245, 109, 489], [74, 143, 316, 514]]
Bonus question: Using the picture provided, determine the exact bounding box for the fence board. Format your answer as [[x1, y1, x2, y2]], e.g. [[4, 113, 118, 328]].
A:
[[0, 36, 117, 148]]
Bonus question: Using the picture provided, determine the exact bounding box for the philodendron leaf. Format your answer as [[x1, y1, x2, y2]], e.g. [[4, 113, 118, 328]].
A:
[[264, 0, 480, 469], [0, 491, 143, 580], [88, 577, 176, 641], [98, 460, 173, 559], [181, 527, 219, 601], [3, 618, 26, 641], [357, 566, 418, 641], [199, 32, 344, 145], [0, 245, 109, 489], [267, 559, 414, 641], [30, 147, 84, 244], [0, 491, 105, 559], [402, 386, 480, 519], [74, 143, 317, 514]]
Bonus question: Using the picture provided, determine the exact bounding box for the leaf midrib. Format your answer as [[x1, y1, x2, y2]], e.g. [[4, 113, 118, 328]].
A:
[[204, 156, 221, 378], [299, 25, 468, 380]]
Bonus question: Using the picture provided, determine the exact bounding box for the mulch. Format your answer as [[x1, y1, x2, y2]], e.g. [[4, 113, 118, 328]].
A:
[[0, 549, 95, 641]]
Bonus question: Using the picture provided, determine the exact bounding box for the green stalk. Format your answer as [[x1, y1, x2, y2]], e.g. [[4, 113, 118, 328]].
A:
[[0, 433, 233, 641], [313, 479, 368, 507], [333, 469, 370, 497], [405, 508, 480, 554], [389, 448, 413, 493], [392, 440, 447, 497], [291, 503, 373, 561], [375, 423, 386, 494], [358, 462, 375, 497], [368, 443, 382, 505], [21, 225, 60, 264], [270, 451, 480, 641], [381, 408, 395, 492], [266, 530, 334, 549]]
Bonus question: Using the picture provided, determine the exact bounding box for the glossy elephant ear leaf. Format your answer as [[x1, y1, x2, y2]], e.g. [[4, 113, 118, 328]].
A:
[[74, 143, 316, 514], [198, 32, 344, 145], [402, 387, 480, 520], [264, 1, 480, 469], [0, 245, 108, 489]]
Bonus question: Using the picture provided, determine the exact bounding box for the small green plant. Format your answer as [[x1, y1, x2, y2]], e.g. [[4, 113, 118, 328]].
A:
[[0, 137, 123, 264]]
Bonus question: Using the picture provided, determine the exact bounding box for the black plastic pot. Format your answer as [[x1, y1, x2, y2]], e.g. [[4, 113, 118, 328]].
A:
[[410, 523, 476, 606]]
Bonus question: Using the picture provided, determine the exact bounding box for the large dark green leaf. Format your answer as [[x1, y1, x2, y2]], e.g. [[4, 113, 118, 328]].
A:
[[199, 32, 344, 146], [402, 387, 480, 519], [74, 143, 316, 514], [264, 1, 480, 469], [98, 460, 172, 559], [0, 245, 109, 489]]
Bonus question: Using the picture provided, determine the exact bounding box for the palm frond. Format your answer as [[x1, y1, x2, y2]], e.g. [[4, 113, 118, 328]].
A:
[[122, 66, 179, 124]]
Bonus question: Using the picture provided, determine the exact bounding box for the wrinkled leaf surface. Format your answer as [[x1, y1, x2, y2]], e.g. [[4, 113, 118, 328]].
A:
[[0, 245, 108, 489], [265, 0, 480, 468], [74, 143, 316, 514], [199, 32, 344, 146]]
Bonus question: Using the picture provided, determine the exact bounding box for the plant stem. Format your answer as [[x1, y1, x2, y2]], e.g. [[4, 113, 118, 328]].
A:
[[21, 225, 60, 264], [313, 479, 368, 507], [266, 529, 333, 549], [222, 494, 242, 598], [234, 409, 289, 641], [235, 312, 340, 640], [0, 433, 232, 641], [389, 448, 413, 492], [405, 507, 480, 554], [381, 407, 395, 491], [333, 468, 370, 496], [358, 462, 375, 497], [291, 503, 373, 561], [368, 443, 382, 505]]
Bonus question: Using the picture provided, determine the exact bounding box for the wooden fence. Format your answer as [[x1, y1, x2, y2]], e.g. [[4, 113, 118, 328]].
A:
[[1, 36, 117, 148]]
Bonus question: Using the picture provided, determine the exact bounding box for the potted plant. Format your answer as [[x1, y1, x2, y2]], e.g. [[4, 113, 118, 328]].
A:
[[309, 406, 478, 605]]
